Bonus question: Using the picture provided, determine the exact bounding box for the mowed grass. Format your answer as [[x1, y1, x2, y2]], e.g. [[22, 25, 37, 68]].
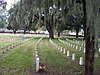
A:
[[0, 35, 30, 53], [54, 37, 100, 61], [52, 37, 100, 75], [37, 38, 84, 75], [0, 36, 38, 75], [0, 35, 99, 75], [53, 38, 85, 59]]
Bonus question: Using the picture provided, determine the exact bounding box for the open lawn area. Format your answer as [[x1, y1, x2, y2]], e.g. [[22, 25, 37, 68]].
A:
[[0, 34, 100, 75]]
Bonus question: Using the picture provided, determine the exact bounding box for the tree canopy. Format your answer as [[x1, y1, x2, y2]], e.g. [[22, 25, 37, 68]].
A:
[[0, 0, 7, 30]]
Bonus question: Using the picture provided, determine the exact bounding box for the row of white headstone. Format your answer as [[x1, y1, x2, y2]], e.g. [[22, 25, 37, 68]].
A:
[[59, 38, 86, 53], [60, 38, 100, 57], [0, 39, 29, 54], [35, 38, 43, 72], [50, 39, 84, 66], [66, 39, 85, 47], [0, 38, 17, 43]]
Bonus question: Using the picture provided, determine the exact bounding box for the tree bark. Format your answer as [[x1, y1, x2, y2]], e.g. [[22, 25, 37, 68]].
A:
[[23, 26, 27, 34], [44, 0, 54, 39], [24, 30, 26, 34], [85, 29, 95, 75], [84, 0, 100, 75], [83, 28, 86, 40], [49, 29, 54, 39], [46, 20, 54, 39], [82, 0, 86, 40], [76, 26, 79, 38], [13, 30, 16, 34], [58, 32, 60, 37]]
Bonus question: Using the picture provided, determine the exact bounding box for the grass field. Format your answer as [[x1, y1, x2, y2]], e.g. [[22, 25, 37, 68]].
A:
[[0, 35, 100, 75]]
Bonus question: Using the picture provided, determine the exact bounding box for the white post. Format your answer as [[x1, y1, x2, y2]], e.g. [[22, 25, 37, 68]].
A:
[[36, 58, 39, 72], [67, 51, 70, 57], [72, 54, 75, 61], [79, 57, 84, 66]]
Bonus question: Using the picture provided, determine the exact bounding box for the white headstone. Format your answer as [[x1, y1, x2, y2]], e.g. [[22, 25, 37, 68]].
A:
[[70, 44, 71, 47], [35, 48, 38, 51], [36, 58, 39, 72], [78, 41, 79, 44], [79, 57, 84, 66], [76, 46, 78, 50], [60, 47, 63, 52], [35, 54, 38, 59], [95, 53, 98, 58], [99, 48, 100, 52], [57, 46, 59, 50], [79, 47, 81, 51], [69, 43, 70, 46], [67, 51, 70, 57], [69, 44, 70, 47], [72, 54, 75, 60], [63, 49, 66, 54], [84, 48, 85, 53], [59, 46, 61, 50], [82, 43, 84, 46], [35, 51, 38, 55], [73, 45, 75, 48], [71, 44, 72, 47]]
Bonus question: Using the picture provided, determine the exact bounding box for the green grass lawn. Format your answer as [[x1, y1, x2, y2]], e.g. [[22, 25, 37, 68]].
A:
[[0, 36, 38, 75], [0, 35, 99, 75], [36, 38, 84, 75], [53, 38, 85, 58]]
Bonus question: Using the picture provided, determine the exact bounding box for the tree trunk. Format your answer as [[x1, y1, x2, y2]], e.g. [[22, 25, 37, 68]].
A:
[[46, 20, 54, 39], [84, 0, 100, 75], [82, 0, 86, 40], [49, 29, 54, 39], [24, 30, 26, 34], [44, 0, 54, 39], [23, 26, 27, 34], [13, 30, 16, 34], [83, 28, 86, 40], [85, 30, 95, 75], [76, 26, 79, 38], [58, 32, 60, 37]]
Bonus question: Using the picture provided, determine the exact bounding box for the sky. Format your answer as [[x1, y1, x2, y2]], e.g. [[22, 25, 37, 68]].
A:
[[5, 0, 19, 10]]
